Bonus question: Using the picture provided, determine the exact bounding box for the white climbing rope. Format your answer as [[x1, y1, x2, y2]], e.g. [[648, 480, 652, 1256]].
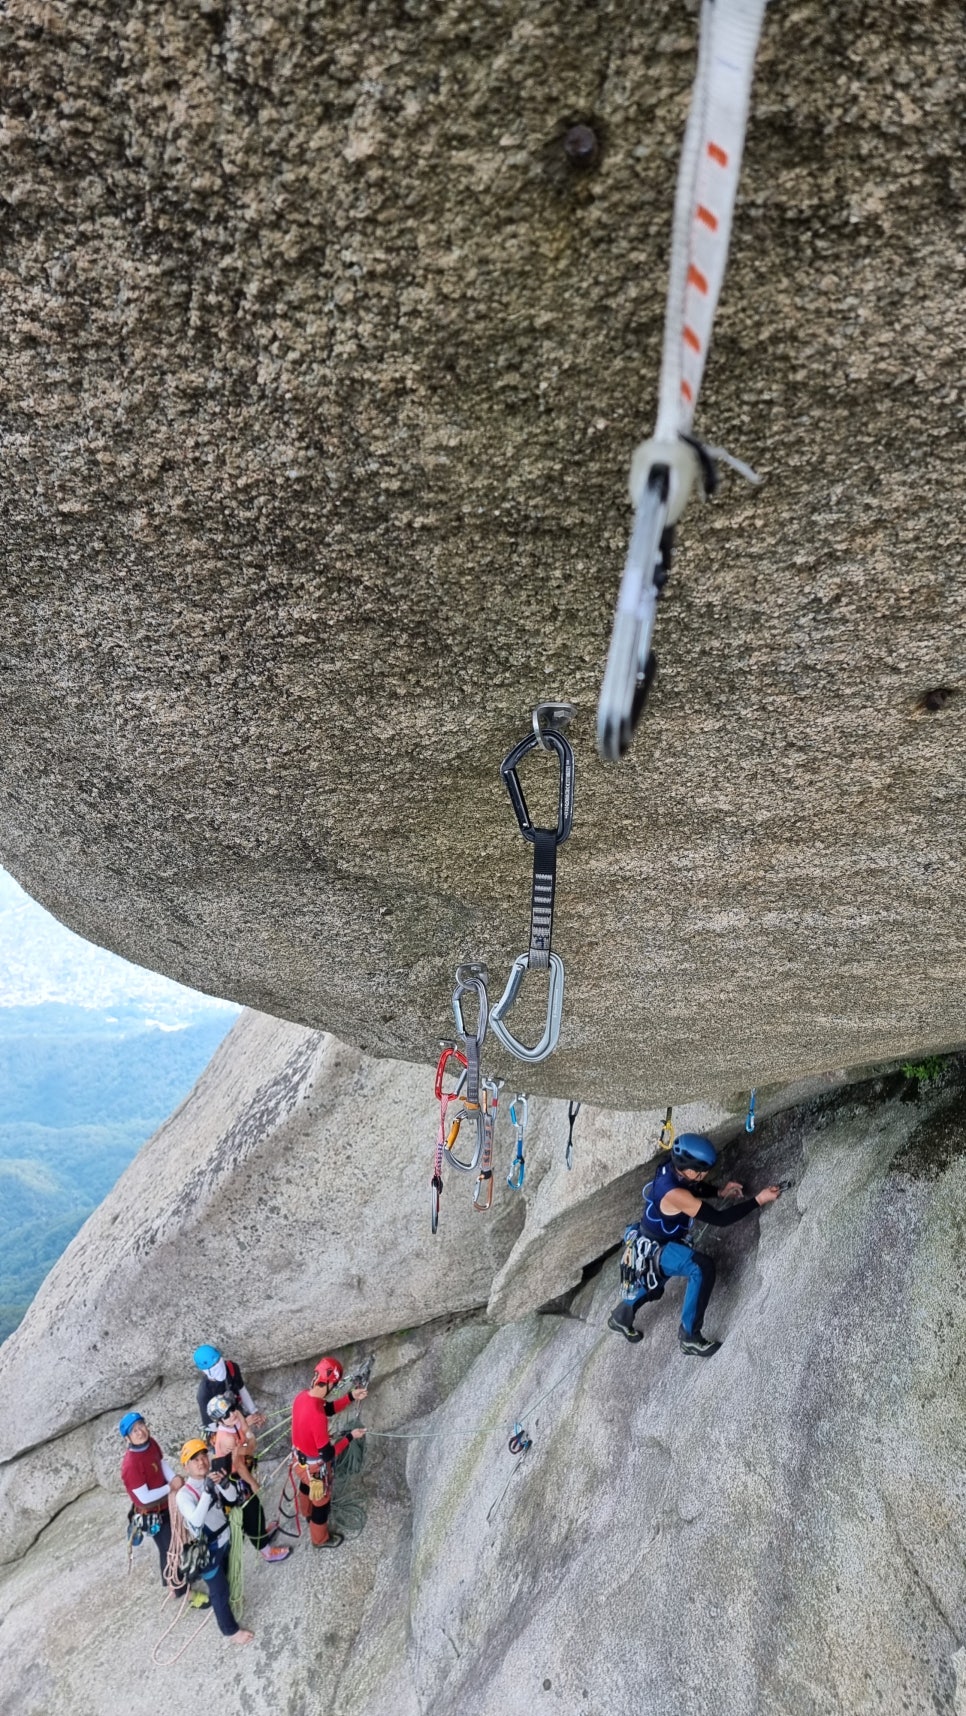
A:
[[597, 0, 768, 761]]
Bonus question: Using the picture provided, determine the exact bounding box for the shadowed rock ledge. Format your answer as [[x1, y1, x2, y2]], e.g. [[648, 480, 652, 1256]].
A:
[[1, 0, 965, 1101]]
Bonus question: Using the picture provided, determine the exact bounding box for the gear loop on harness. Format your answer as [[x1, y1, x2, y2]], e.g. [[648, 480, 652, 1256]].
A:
[[597, 0, 768, 762]]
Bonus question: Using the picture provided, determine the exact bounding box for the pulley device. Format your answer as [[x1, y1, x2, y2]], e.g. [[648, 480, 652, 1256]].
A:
[[490, 703, 575, 1063], [597, 0, 768, 761]]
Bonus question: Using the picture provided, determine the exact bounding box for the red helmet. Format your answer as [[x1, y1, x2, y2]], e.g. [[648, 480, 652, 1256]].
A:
[[313, 1356, 343, 1389]]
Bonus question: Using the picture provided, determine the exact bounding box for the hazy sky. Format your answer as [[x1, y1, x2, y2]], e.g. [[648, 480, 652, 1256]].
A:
[[0, 868, 239, 1024]]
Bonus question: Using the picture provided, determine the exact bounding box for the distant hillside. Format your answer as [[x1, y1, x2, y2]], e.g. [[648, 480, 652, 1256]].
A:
[[0, 1003, 237, 1342]]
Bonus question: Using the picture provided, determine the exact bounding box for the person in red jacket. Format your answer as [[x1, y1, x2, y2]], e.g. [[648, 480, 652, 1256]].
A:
[[119, 1410, 189, 1596], [290, 1357, 367, 1548]]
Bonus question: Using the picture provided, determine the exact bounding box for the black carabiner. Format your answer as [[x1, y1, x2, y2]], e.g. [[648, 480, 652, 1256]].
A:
[[500, 729, 574, 847]]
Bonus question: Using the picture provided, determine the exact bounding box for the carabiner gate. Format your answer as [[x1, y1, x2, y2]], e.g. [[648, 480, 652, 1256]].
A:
[[500, 729, 574, 846], [490, 953, 565, 1064]]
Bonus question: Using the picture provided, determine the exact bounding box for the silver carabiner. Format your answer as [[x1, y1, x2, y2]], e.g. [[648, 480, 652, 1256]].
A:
[[452, 969, 489, 1045], [490, 953, 565, 1064]]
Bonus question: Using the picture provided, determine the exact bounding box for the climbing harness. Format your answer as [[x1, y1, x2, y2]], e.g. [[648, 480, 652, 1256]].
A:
[[565, 1100, 581, 1170], [431, 1042, 468, 1234], [597, 0, 768, 760], [474, 1077, 504, 1212], [506, 1094, 528, 1190], [745, 1088, 757, 1133], [491, 708, 575, 1063], [659, 1105, 675, 1150]]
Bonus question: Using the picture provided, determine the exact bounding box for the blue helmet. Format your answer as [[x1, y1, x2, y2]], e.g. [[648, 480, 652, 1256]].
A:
[[193, 1344, 222, 1371], [671, 1133, 717, 1171], [118, 1411, 145, 1438]]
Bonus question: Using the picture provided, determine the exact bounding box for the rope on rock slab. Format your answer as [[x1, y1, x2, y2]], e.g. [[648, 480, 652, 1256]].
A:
[[228, 1507, 245, 1614], [151, 1590, 212, 1667], [153, 1508, 212, 1666]]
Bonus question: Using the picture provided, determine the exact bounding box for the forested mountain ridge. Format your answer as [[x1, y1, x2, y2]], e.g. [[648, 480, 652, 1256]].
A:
[[0, 1002, 236, 1342]]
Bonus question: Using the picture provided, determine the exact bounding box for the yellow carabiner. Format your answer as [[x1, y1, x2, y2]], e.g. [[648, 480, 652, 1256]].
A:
[[658, 1105, 674, 1150]]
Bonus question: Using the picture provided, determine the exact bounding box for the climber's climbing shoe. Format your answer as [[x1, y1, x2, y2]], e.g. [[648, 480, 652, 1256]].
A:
[[316, 1530, 345, 1549], [260, 1544, 292, 1563], [678, 1329, 721, 1358], [607, 1312, 643, 1343], [189, 1590, 211, 1608]]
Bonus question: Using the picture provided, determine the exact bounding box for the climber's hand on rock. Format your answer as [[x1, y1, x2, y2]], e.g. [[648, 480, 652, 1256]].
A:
[[248, 1413, 267, 1430], [720, 1180, 744, 1199], [755, 1185, 782, 1206]]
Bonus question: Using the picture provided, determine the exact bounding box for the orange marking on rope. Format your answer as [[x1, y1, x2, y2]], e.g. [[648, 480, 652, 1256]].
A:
[[707, 142, 728, 167], [683, 325, 701, 354], [687, 264, 708, 294], [697, 204, 718, 231], [681, 380, 693, 403]]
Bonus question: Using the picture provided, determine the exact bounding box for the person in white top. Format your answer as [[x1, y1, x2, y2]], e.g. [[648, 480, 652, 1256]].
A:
[[176, 1439, 253, 1645]]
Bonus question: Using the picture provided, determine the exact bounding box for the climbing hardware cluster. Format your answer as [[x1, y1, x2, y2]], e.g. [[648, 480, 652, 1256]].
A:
[[597, 0, 767, 760], [431, 706, 583, 1233], [491, 704, 575, 1061]]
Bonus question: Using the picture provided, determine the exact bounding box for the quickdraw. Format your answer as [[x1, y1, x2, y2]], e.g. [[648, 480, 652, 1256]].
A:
[[473, 1077, 504, 1213], [508, 1421, 532, 1457], [565, 1099, 580, 1171], [745, 1088, 757, 1133], [444, 966, 489, 1176], [491, 708, 575, 1063], [506, 1094, 528, 1191], [659, 1105, 674, 1150], [597, 0, 768, 761], [431, 1042, 467, 1235]]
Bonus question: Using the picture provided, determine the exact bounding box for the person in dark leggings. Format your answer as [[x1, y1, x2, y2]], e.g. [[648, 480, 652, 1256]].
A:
[[205, 1394, 290, 1561], [119, 1412, 198, 1600], [176, 1440, 254, 1645], [608, 1133, 782, 1356]]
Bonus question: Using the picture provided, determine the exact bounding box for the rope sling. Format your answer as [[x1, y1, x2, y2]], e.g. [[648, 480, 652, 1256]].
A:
[[597, 0, 768, 760]]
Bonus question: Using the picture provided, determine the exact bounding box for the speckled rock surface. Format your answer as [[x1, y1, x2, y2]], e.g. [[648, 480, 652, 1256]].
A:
[[1, 0, 966, 1104], [3, 1072, 966, 1715], [0, 1010, 526, 1467]]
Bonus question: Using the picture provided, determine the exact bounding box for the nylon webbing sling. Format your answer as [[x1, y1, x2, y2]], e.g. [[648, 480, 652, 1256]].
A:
[[597, 0, 768, 761]]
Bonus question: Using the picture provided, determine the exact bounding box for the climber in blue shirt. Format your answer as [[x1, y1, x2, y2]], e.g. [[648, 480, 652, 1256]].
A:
[[608, 1133, 782, 1356]]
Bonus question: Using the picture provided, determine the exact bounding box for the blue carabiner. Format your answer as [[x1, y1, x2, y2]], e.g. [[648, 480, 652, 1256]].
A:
[[745, 1088, 757, 1134], [507, 1094, 528, 1191]]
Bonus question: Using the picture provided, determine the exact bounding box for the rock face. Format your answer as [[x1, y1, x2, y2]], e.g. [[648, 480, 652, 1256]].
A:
[[0, 1007, 831, 1480], [1, 1, 965, 1102], [3, 1038, 966, 1715]]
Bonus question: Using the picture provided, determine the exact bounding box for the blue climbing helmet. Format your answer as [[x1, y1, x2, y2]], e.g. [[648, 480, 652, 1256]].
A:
[[118, 1411, 145, 1438], [193, 1344, 222, 1371], [671, 1133, 717, 1171]]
